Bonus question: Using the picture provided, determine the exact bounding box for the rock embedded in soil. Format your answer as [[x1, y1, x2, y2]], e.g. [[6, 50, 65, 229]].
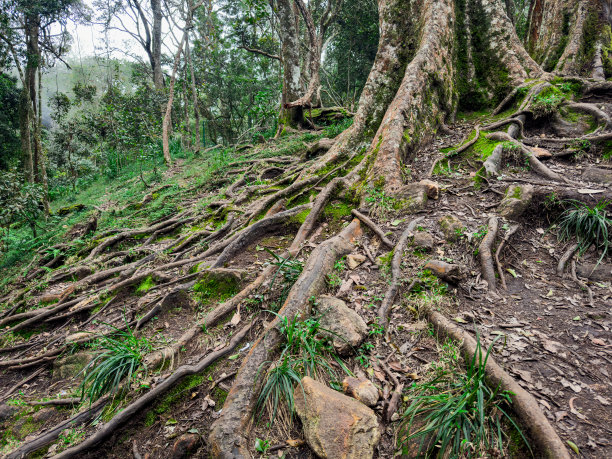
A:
[[438, 215, 464, 241], [424, 260, 464, 283], [412, 231, 434, 250], [52, 351, 96, 381], [0, 403, 18, 423], [418, 179, 440, 199], [317, 295, 367, 355], [342, 377, 380, 407], [295, 376, 380, 459], [346, 253, 367, 269], [395, 183, 428, 212], [582, 167, 612, 184], [531, 146, 552, 158], [498, 184, 534, 220], [171, 432, 200, 458]]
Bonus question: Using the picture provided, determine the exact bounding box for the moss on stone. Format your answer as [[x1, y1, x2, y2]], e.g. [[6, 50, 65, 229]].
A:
[[323, 201, 352, 222], [192, 271, 240, 304]]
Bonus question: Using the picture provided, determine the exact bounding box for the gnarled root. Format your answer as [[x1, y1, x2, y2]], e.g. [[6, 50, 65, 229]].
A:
[[208, 219, 361, 457], [479, 216, 499, 293], [427, 311, 570, 459]]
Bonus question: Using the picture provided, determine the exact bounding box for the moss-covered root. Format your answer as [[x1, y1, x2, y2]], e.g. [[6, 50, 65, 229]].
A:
[[49, 324, 253, 459], [209, 219, 362, 457], [427, 310, 571, 459]]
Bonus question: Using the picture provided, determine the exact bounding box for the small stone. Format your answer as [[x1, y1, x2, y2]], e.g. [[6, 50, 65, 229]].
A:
[[347, 253, 366, 269], [498, 184, 533, 220], [317, 296, 367, 355], [342, 377, 380, 407], [418, 179, 440, 199], [438, 215, 464, 241], [295, 377, 380, 459], [171, 433, 200, 458], [65, 332, 95, 344], [531, 147, 552, 158], [412, 232, 434, 250], [424, 260, 464, 283], [0, 404, 17, 423]]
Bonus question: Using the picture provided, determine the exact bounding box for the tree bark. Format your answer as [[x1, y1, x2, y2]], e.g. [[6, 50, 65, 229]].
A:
[[151, 0, 164, 90]]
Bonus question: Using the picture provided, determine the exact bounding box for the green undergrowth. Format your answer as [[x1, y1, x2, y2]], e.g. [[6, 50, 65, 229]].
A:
[[434, 131, 499, 176], [135, 276, 155, 295], [192, 271, 240, 305], [0, 133, 317, 296]]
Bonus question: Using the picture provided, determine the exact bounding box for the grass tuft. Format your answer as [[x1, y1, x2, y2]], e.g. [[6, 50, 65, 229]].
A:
[[556, 200, 611, 266], [398, 331, 531, 458]]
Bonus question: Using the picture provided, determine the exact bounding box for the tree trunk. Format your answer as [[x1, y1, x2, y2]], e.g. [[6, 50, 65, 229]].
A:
[[186, 39, 201, 152], [527, 0, 606, 74], [19, 89, 33, 182], [162, 31, 187, 167], [274, 0, 303, 128], [151, 0, 164, 91]]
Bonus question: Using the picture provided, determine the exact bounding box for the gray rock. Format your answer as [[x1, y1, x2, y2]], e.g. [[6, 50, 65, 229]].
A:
[[342, 377, 380, 407], [413, 231, 434, 250], [582, 167, 612, 184], [438, 215, 464, 241], [53, 351, 96, 381], [395, 183, 428, 212], [317, 296, 367, 355], [171, 433, 200, 458], [295, 377, 380, 459], [424, 260, 464, 283], [498, 184, 534, 220], [0, 403, 17, 423]]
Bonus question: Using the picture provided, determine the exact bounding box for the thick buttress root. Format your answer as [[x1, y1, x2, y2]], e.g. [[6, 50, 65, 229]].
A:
[[208, 219, 362, 457]]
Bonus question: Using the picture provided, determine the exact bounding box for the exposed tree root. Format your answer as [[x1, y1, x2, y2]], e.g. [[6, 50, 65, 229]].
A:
[[571, 259, 594, 307], [209, 219, 361, 457], [427, 310, 570, 459], [428, 126, 481, 177], [557, 243, 580, 277], [51, 323, 253, 459], [351, 209, 394, 249], [479, 216, 499, 293], [378, 217, 423, 330], [495, 224, 519, 290]]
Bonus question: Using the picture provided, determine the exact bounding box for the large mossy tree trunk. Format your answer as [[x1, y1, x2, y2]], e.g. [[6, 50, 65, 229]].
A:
[[527, 0, 609, 75]]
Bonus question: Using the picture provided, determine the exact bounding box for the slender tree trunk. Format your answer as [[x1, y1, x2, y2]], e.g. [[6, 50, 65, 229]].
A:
[[186, 39, 201, 152], [19, 89, 34, 182], [151, 0, 164, 91], [162, 33, 187, 167], [274, 0, 303, 128]]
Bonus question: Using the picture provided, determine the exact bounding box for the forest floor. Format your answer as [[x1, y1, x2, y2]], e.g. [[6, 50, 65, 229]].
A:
[[0, 86, 611, 459]]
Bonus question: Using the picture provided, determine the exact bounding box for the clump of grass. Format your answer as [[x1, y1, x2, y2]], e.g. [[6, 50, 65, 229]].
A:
[[79, 318, 151, 402], [265, 248, 303, 309], [398, 332, 531, 458], [255, 314, 349, 425], [556, 199, 611, 265]]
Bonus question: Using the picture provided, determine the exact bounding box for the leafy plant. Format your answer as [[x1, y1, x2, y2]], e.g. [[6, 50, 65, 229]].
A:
[[255, 437, 271, 454], [556, 200, 611, 265], [79, 317, 151, 402], [398, 332, 531, 458]]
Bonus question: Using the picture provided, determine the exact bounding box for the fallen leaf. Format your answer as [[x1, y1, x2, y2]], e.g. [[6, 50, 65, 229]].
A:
[[577, 189, 604, 194], [566, 440, 579, 455], [453, 316, 468, 324], [374, 369, 386, 382], [286, 439, 304, 447], [591, 338, 606, 346], [229, 310, 241, 327], [228, 353, 240, 360]]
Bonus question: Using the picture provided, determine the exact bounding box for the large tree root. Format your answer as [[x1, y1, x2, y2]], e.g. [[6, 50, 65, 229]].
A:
[[378, 217, 423, 330], [208, 219, 361, 458], [50, 323, 253, 459], [479, 216, 499, 293], [427, 310, 570, 459]]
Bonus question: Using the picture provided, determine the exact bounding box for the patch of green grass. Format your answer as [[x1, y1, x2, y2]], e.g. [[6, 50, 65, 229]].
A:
[[556, 200, 611, 266], [255, 314, 349, 426], [531, 86, 565, 118], [79, 318, 151, 402], [398, 331, 531, 458]]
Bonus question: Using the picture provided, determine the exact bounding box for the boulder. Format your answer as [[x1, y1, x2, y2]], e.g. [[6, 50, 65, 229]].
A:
[[438, 215, 464, 241], [582, 167, 612, 184], [498, 184, 534, 220], [418, 179, 440, 200], [0, 403, 17, 423], [413, 232, 434, 250], [295, 377, 380, 459], [317, 296, 367, 355], [171, 433, 200, 458], [342, 377, 380, 407], [52, 351, 96, 381], [346, 253, 366, 269]]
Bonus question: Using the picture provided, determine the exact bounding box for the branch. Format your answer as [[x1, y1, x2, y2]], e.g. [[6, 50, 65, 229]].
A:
[[238, 44, 280, 61]]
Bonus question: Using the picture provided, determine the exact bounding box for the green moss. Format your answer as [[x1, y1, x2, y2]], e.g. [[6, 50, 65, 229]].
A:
[[289, 208, 312, 225], [467, 133, 500, 160], [602, 141, 612, 160], [211, 386, 228, 406], [192, 271, 240, 304], [135, 275, 155, 295], [544, 11, 571, 71], [323, 201, 352, 221]]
